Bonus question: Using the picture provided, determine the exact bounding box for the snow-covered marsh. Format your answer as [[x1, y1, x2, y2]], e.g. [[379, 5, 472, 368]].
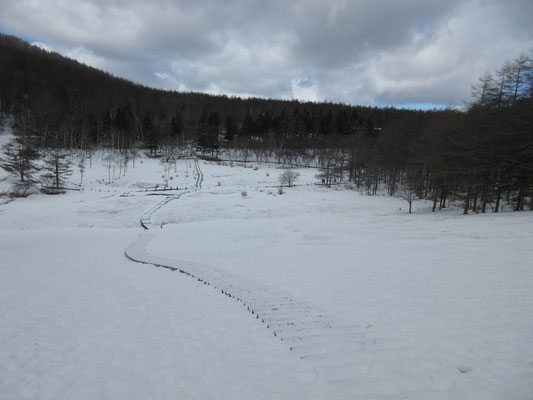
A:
[[1, 154, 533, 399]]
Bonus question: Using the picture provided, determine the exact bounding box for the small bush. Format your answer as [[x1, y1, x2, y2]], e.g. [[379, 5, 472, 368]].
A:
[[40, 186, 65, 195], [279, 169, 300, 187]]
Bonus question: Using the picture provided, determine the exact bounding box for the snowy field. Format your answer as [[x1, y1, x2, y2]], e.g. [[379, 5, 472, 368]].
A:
[[1, 141, 533, 399]]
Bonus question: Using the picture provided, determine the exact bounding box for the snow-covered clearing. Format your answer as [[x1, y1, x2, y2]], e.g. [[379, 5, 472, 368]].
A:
[[1, 151, 533, 399]]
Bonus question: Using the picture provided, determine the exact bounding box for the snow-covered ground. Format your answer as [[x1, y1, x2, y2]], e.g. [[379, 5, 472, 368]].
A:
[[1, 148, 532, 399]]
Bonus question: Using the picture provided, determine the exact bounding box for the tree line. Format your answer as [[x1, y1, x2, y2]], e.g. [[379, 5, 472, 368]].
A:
[[1, 33, 532, 212], [0, 33, 385, 151]]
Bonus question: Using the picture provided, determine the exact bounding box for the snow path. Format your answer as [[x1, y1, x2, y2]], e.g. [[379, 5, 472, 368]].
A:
[[139, 158, 202, 229], [140, 194, 183, 230], [125, 158, 368, 388], [194, 157, 203, 190]]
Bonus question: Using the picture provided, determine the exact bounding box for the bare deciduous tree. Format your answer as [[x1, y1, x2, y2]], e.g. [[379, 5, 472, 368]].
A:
[[279, 169, 299, 187], [400, 186, 417, 214]]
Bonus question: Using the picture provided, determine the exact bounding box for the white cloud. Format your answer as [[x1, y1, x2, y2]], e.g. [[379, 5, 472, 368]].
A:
[[31, 41, 53, 52], [64, 47, 108, 70], [291, 77, 320, 102]]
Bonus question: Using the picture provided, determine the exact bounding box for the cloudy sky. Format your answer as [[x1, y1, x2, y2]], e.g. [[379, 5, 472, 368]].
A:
[[1, 0, 532, 108]]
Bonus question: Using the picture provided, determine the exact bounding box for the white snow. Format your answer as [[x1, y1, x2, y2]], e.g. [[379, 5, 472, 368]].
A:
[[1, 153, 533, 399]]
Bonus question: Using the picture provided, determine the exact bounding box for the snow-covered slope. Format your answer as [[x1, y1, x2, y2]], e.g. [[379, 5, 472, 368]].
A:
[[1, 156, 532, 399]]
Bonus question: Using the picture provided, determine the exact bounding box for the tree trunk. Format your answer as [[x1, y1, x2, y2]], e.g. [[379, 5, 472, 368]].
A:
[[481, 187, 487, 213], [515, 186, 524, 211], [494, 187, 501, 212], [463, 187, 471, 215], [440, 190, 447, 210], [389, 172, 396, 196], [55, 159, 59, 188]]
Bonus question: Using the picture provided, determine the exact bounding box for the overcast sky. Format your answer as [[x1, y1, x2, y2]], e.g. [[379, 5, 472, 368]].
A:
[[1, 0, 532, 108]]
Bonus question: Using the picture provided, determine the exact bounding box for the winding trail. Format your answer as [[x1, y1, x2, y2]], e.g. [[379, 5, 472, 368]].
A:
[[125, 157, 366, 386], [193, 157, 203, 190]]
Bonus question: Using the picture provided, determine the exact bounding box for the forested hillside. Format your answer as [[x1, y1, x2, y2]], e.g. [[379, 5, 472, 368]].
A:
[[1, 33, 532, 212], [0, 33, 387, 149]]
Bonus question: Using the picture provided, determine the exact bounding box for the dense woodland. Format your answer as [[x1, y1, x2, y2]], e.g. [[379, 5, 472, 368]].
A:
[[1, 33, 532, 213]]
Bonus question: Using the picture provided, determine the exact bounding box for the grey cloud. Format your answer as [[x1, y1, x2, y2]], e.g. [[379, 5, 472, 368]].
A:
[[286, 1, 462, 68], [0, 0, 532, 106]]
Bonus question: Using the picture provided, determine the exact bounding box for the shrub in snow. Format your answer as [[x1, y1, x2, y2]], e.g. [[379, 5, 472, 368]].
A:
[[279, 169, 299, 187], [241, 191, 247, 198], [9, 181, 37, 197]]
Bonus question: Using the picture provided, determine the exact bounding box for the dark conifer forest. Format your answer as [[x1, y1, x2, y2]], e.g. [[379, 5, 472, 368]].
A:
[[1, 33, 532, 212]]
